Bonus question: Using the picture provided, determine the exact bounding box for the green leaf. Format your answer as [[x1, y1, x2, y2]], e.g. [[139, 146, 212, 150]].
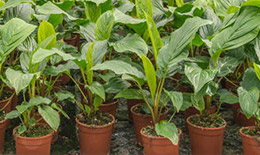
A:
[[93, 95, 102, 112], [5, 110, 20, 119], [216, 56, 240, 77], [104, 77, 130, 94], [28, 97, 51, 107], [32, 48, 74, 64], [157, 17, 212, 70], [85, 82, 105, 100], [37, 1, 77, 20], [51, 103, 70, 119], [54, 90, 75, 102], [164, 89, 183, 112], [38, 21, 56, 49], [254, 63, 260, 81], [85, 0, 107, 6], [238, 87, 259, 119], [113, 33, 148, 56], [92, 60, 145, 79], [84, 2, 101, 22], [135, 0, 153, 18], [140, 55, 157, 99], [117, 0, 135, 13], [38, 105, 60, 130], [0, 0, 32, 10], [241, 68, 260, 91], [16, 105, 29, 114], [210, 7, 260, 64], [227, 6, 240, 14], [114, 89, 143, 100], [5, 68, 39, 94], [213, 0, 243, 17], [86, 42, 94, 85], [144, 12, 163, 60], [218, 89, 238, 104], [155, 121, 179, 145], [95, 11, 115, 41], [44, 61, 78, 76], [243, 0, 260, 8], [17, 125, 27, 135], [0, 18, 36, 63], [185, 63, 217, 93]]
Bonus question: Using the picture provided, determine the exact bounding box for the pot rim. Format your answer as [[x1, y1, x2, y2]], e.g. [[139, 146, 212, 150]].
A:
[[13, 126, 55, 140], [140, 126, 182, 141], [76, 113, 116, 129], [239, 126, 258, 139], [102, 99, 119, 107], [186, 115, 227, 131], [130, 103, 168, 117], [0, 118, 8, 124]]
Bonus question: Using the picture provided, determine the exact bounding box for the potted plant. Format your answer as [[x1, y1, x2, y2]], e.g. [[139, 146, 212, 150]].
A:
[[238, 63, 260, 154], [92, 14, 212, 153]]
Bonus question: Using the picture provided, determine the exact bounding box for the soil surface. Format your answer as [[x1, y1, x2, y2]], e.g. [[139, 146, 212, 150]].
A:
[[19, 126, 53, 138], [77, 112, 113, 126], [189, 114, 226, 128], [3, 85, 244, 154]]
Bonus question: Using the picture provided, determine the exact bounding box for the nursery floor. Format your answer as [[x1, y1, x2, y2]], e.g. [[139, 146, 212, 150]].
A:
[[3, 87, 243, 155]]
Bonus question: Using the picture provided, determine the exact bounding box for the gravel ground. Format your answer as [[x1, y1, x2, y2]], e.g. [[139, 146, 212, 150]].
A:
[[3, 85, 243, 155]]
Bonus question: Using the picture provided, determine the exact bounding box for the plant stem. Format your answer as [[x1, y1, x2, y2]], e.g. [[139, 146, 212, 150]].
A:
[[224, 76, 239, 88], [0, 93, 15, 112]]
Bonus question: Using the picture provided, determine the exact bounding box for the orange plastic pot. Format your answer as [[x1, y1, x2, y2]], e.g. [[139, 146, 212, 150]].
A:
[[240, 126, 260, 155], [187, 115, 226, 155], [99, 100, 118, 118], [126, 99, 143, 122], [76, 113, 115, 155], [131, 104, 168, 146], [141, 127, 182, 155], [0, 119, 8, 153], [13, 127, 54, 155]]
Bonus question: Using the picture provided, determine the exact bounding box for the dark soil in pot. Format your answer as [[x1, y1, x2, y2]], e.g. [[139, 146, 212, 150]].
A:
[[240, 126, 260, 155], [183, 106, 216, 119], [14, 125, 54, 155], [187, 115, 226, 155], [141, 126, 182, 155], [76, 112, 115, 155], [131, 104, 168, 146]]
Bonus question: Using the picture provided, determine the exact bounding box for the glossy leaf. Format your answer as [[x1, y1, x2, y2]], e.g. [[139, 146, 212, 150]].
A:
[[0, 0, 32, 10], [218, 89, 238, 104], [141, 55, 157, 99], [84, 2, 101, 22], [241, 68, 260, 91], [54, 90, 75, 102], [5, 110, 20, 119], [28, 97, 51, 107], [95, 11, 115, 41], [38, 105, 60, 130], [164, 89, 183, 112], [104, 77, 130, 94], [155, 121, 179, 145], [85, 82, 105, 100], [38, 21, 56, 49], [86, 42, 94, 85], [238, 87, 259, 119], [114, 89, 143, 100], [113, 33, 148, 56], [254, 63, 260, 80], [135, 0, 153, 18]]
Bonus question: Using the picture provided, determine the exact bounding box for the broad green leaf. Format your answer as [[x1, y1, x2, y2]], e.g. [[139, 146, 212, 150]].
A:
[[38, 21, 56, 49], [241, 68, 260, 91], [5, 68, 39, 94], [135, 0, 153, 18], [141, 55, 157, 99], [0, 0, 4, 8], [216, 56, 240, 77], [5, 110, 20, 119], [218, 89, 238, 104], [51, 103, 69, 119], [93, 95, 102, 112], [95, 11, 115, 41], [80, 23, 96, 42], [85, 82, 105, 100], [84, 2, 101, 22], [238, 87, 259, 119], [85, 0, 107, 6], [114, 89, 143, 100], [113, 33, 148, 56], [17, 125, 27, 135], [32, 48, 74, 64], [54, 90, 75, 102], [176, 0, 184, 7], [144, 12, 163, 60], [38, 105, 60, 130], [104, 77, 130, 94], [210, 7, 260, 65], [37, 1, 76, 20], [92, 60, 145, 79], [0, 18, 36, 63], [28, 97, 51, 107], [155, 121, 179, 145], [44, 61, 78, 76], [227, 6, 240, 14], [185, 63, 217, 93], [213, 0, 243, 17], [164, 89, 183, 112], [48, 14, 63, 28], [0, 0, 32, 10], [86, 42, 94, 85], [117, 0, 135, 13], [157, 17, 212, 70]]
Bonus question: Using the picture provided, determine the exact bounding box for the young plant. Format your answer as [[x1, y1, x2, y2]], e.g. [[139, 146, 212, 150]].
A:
[[92, 16, 212, 144]]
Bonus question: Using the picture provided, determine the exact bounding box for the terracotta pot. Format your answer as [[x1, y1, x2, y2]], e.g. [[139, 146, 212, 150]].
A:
[[131, 104, 168, 146], [0, 119, 8, 153], [126, 99, 143, 122], [183, 106, 216, 119], [187, 115, 227, 155], [99, 100, 118, 118], [141, 128, 182, 155], [76, 113, 115, 155], [14, 127, 54, 155], [240, 126, 260, 155], [232, 103, 255, 126]]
